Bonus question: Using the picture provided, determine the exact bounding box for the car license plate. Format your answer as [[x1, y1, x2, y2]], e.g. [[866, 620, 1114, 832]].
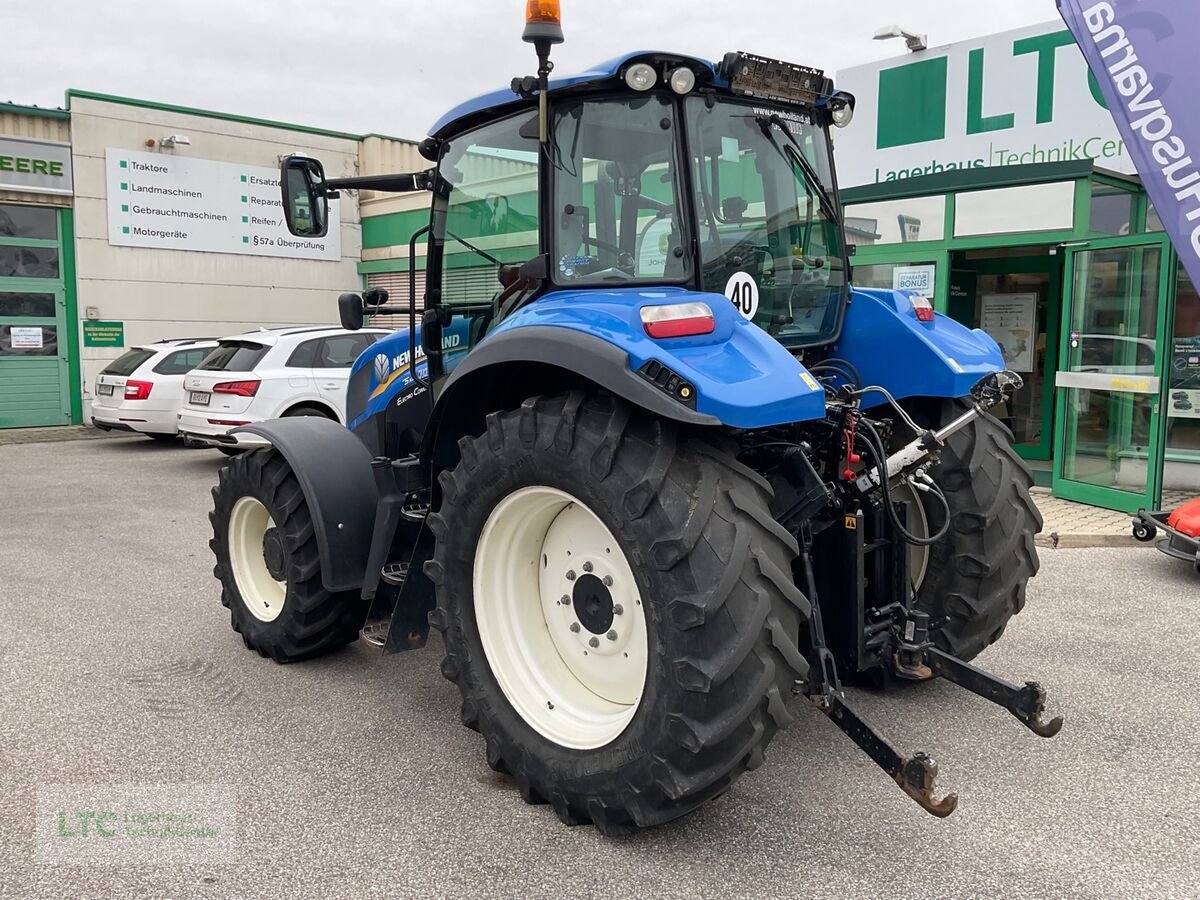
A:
[[190, 391, 211, 406], [97, 384, 114, 396]]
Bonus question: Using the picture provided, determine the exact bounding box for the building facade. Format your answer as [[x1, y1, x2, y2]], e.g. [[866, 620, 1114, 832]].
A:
[[0, 92, 415, 430], [835, 20, 1196, 514]]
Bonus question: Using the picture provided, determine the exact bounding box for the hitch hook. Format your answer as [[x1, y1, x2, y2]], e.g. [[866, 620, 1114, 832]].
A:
[[822, 693, 958, 818], [925, 648, 1064, 738]]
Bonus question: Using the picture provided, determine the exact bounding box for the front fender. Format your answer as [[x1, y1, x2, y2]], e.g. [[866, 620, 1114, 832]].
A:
[[833, 287, 1004, 400], [231, 417, 377, 593], [477, 287, 827, 428]]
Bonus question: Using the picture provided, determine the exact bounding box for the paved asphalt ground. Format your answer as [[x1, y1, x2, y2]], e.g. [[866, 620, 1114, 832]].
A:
[[1, 437, 1197, 899]]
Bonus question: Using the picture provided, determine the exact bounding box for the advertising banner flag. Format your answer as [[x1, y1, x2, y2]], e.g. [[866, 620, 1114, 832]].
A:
[[1059, 1, 1200, 287]]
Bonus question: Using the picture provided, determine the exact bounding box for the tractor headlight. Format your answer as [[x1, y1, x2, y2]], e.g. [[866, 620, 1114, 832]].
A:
[[668, 67, 696, 94], [830, 93, 855, 128], [625, 63, 658, 92]]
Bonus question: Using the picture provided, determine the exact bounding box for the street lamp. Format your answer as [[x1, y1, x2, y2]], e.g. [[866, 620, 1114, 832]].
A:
[[873, 25, 928, 52]]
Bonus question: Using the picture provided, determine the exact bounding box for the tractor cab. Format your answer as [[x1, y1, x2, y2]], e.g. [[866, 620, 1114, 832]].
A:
[[282, 41, 856, 393]]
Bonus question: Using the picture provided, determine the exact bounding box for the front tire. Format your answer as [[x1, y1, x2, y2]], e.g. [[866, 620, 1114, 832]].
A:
[[209, 448, 367, 662], [427, 393, 810, 833], [913, 404, 1042, 660]]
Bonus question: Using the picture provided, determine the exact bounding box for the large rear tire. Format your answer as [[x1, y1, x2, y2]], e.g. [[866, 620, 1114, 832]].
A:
[[913, 404, 1042, 660], [427, 393, 810, 833], [209, 448, 367, 662]]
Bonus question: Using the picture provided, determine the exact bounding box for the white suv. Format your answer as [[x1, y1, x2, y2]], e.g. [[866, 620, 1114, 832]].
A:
[[92, 338, 219, 440], [177, 326, 389, 451]]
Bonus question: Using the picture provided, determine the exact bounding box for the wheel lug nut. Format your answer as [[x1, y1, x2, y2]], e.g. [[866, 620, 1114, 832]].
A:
[[603, 575, 613, 587], [566, 570, 576, 581], [588, 636, 600, 648], [561, 595, 570, 605], [607, 630, 618, 641], [613, 603, 624, 616], [570, 622, 581, 633], [582, 561, 594, 573]]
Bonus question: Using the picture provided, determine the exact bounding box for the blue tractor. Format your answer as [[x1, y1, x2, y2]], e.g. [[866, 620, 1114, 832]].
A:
[[208, 3, 1058, 832]]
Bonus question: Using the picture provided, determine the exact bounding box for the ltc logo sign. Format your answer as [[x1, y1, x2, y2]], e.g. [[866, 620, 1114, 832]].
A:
[[835, 21, 1134, 186]]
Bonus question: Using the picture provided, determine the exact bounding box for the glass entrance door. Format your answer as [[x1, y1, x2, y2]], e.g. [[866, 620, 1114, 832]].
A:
[[1053, 236, 1172, 512]]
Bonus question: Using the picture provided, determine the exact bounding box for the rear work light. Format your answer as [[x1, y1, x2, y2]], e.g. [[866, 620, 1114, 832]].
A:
[[213, 380, 261, 397], [124, 380, 153, 401], [640, 302, 716, 339], [910, 296, 935, 323]]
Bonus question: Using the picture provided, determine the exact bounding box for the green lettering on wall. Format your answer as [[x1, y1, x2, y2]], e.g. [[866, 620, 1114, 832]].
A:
[[48, 161, 63, 176], [0, 156, 11, 171], [1012, 30, 1077, 124], [876, 57, 949, 149], [966, 48, 1015, 134]]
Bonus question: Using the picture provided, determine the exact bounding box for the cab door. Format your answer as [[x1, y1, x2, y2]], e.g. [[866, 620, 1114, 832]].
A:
[[1053, 234, 1174, 513]]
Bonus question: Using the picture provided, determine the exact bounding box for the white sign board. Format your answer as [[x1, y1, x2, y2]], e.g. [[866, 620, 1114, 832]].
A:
[[980, 293, 1038, 373], [835, 21, 1132, 187], [105, 149, 340, 261], [893, 264, 936, 296], [10, 326, 44, 349], [0, 137, 73, 196]]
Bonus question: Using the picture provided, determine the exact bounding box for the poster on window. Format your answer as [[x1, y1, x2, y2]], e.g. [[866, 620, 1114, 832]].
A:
[[980, 293, 1037, 373]]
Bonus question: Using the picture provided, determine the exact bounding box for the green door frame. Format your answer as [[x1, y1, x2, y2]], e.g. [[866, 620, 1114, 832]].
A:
[[1052, 232, 1175, 513]]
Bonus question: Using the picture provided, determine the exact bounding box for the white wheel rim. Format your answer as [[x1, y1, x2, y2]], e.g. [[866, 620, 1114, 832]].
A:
[[473, 486, 649, 750], [228, 496, 286, 623], [894, 483, 931, 590]]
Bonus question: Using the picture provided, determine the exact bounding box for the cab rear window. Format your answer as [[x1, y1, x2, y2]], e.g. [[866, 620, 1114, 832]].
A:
[[197, 341, 269, 372], [101, 349, 155, 376]]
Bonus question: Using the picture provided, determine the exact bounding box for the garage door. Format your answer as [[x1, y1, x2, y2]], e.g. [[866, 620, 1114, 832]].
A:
[[0, 204, 70, 428]]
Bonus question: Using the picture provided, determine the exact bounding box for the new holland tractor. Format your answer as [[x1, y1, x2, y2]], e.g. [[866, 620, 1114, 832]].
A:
[[208, 1, 1058, 833]]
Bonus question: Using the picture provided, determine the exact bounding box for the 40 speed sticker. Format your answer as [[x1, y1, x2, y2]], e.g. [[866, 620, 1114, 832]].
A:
[[725, 271, 759, 320]]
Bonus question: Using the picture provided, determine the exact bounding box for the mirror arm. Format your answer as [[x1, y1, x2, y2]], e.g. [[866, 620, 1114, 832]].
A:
[[320, 169, 435, 196]]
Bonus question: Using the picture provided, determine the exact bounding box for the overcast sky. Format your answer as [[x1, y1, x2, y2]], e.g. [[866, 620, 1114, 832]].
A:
[[4, 0, 1061, 139]]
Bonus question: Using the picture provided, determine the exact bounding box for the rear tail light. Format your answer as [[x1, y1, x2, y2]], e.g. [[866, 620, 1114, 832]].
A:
[[910, 296, 935, 323], [640, 302, 715, 339], [213, 380, 261, 397], [124, 380, 153, 401]]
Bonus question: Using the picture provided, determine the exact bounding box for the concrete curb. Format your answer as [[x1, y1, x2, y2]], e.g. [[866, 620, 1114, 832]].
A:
[[0, 426, 140, 447], [1035, 532, 1150, 549]]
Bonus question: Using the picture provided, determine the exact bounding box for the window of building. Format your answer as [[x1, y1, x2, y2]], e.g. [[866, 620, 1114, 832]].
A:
[[852, 261, 938, 293], [844, 196, 946, 245], [0, 204, 56, 240], [954, 182, 1075, 236], [1088, 181, 1135, 236]]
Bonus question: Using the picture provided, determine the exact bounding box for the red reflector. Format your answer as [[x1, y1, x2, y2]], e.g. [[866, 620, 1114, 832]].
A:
[[213, 380, 261, 397], [640, 302, 716, 339], [911, 296, 935, 322], [208, 419, 251, 426], [644, 316, 715, 339], [124, 380, 153, 400]]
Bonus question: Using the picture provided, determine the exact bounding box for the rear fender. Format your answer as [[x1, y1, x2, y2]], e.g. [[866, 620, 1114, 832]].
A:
[[423, 288, 826, 464], [832, 288, 1004, 400], [231, 417, 377, 593]]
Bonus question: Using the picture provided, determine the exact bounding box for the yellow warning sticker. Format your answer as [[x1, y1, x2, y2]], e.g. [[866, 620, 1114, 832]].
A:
[[844, 515, 858, 530], [800, 372, 820, 391]]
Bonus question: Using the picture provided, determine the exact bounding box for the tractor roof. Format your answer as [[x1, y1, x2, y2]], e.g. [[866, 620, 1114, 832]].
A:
[[428, 51, 721, 139]]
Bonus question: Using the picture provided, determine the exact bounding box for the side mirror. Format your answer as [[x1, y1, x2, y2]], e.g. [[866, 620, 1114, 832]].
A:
[[280, 156, 330, 238], [338, 293, 365, 331]]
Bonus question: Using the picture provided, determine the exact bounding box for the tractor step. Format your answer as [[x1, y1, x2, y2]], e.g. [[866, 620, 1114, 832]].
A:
[[360, 621, 389, 647], [381, 561, 410, 586]]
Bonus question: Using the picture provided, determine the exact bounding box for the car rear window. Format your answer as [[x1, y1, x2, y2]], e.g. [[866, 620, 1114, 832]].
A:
[[153, 347, 211, 375], [102, 349, 155, 376], [197, 341, 269, 372]]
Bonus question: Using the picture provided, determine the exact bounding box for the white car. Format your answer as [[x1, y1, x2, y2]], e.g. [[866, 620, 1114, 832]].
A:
[[91, 338, 219, 440], [177, 326, 389, 451]]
